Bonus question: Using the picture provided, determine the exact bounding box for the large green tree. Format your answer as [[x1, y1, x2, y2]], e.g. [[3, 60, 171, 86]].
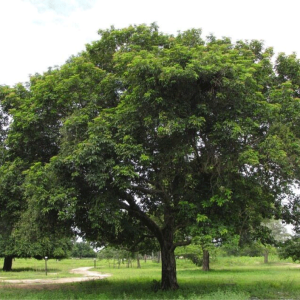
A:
[[4, 24, 300, 289]]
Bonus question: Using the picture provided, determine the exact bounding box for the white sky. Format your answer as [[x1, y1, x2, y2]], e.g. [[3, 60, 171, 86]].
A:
[[1, 0, 300, 86]]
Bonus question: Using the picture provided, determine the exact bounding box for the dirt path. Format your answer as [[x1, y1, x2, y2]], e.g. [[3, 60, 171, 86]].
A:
[[0, 267, 111, 288]]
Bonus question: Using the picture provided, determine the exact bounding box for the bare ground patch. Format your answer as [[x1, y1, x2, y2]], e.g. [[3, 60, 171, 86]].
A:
[[0, 267, 111, 289]]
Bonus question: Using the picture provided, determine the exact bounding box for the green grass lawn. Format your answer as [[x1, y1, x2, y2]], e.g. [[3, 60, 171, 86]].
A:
[[0, 256, 300, 299]]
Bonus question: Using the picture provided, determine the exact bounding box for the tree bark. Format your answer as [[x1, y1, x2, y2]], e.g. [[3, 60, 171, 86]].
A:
[[202, 250, 209, 271], [122, 198, 180, 290], [160, 241, 179, 290], [3, 256, 13, 271]]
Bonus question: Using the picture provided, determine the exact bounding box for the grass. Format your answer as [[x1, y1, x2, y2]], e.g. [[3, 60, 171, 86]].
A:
[[0, 256, 300, 299]]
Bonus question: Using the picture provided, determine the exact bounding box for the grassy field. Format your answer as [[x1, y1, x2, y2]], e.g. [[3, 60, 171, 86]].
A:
[[0, 255, 300, 299]]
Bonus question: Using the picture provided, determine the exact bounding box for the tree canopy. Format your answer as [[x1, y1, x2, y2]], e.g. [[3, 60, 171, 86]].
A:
[[1, 24, 300, 289], [0, 81, 74, 270]]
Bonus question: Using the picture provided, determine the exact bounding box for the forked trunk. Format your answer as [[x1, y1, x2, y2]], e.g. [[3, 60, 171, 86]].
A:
[[160, 242, 179, 290], [131, 203, 179, 289], [3, 256, 13, 271], [202, 250, 209, 271]]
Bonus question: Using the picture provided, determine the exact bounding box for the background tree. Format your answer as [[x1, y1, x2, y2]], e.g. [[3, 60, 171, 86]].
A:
[[71, 241, 96, 258], [261, 219, 290, 263], [0, 55, 104, 270], [278, 236, 300, 262], [175, 244, 203, 266], [189, 217, 229, 271], [220, 219, 290, 263], [0, 84, 28, 271]]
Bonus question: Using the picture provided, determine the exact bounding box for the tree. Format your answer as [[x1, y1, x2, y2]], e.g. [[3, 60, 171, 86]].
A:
[[8, 24, 300, 289], [261, 219, 290, 243], [175, 244, 203, 266], [0, 85, 25, 271], [190, 218, 229, 271], [0, 56, 102, 269], [278, 236, 300, 262], [240, 219, 290, 263], [71, 241, 96, 258], [0, 159, 27, 271], [260, 219, 290, 263], [221, 219, 290, 263]]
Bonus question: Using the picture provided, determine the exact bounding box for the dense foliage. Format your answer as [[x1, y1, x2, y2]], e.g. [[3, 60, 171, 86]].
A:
[[71, 241, 96, 258], [278, 236, 300, 261]]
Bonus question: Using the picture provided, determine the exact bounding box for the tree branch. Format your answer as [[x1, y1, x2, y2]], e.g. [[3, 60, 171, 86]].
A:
[[118, 192, 163, 244], [130, 185, 164, 195], [172, 240, 191, 250], [127, 234, 155, 252]]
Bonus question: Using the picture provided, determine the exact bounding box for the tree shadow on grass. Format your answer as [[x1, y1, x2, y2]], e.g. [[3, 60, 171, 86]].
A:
[[1, 276, 299, 299], [178, 265, 300, 275], [63, 278, 247, 299]]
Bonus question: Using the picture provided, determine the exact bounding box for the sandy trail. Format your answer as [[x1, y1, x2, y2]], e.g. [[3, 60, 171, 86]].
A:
[[0, 266, 111, 287]]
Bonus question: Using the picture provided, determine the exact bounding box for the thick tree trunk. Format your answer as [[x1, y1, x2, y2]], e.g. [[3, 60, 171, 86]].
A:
[[202, 250, 209, 271], [160, 242, 179, 290], [3, 256, 13, 271], [123, 199, 180, 290]]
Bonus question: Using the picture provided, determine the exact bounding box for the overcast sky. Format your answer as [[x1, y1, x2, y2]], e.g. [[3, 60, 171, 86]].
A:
[[1, 0, 300, 86]]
